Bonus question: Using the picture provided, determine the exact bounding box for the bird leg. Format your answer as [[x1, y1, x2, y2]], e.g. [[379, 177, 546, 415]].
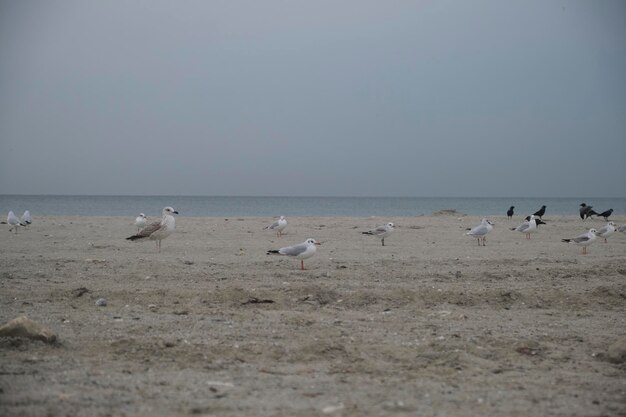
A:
[[582, 246, 587, 255], [382, 238, 385, 246], [300, 260, 305, 270]]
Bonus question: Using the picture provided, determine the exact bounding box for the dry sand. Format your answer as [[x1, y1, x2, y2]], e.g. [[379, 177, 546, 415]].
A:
[[1, 214, 625, 417]]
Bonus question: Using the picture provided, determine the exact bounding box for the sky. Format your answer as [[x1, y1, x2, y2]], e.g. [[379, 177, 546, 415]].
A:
[[0, 0, 625, 197]]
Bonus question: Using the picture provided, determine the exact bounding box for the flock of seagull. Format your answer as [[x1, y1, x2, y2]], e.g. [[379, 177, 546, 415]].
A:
[[120, 203, 622, 268], [125, 208, 394, 269], [5, 203, 625, 269], [468, 204, 624, 255], [5, 210, 32, 233]]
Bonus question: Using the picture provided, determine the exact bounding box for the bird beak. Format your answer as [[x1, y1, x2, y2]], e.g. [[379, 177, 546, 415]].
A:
[[315, 242, 322, 245], [173, 211, 179, 214]]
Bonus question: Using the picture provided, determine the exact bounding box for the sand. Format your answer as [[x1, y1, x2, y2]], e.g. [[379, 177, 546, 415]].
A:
[[1, 214, 625, 417]]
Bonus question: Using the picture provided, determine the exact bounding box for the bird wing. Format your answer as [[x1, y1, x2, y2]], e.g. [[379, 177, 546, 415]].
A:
[[369, 225, 389, 235], [572, 234, 592, 243], [468, 224, 489, 236], [136, 220, 163, 237], [517, 223, 530, 232], [279, 243, 308, 257], [268, 221, 280, 229]]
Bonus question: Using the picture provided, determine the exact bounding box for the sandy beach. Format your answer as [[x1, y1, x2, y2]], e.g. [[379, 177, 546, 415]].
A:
[[1, 214, 625, 417]]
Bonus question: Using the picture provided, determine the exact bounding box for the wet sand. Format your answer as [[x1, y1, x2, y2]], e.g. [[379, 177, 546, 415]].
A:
[[1, 214, 625, 416]]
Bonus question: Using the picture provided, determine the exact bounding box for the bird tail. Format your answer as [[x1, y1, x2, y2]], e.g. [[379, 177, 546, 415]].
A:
[[561, 239, 571, 243], [362, 231, 373, 235], [267, 250, 280, 255], [126, 234, 145, 241]]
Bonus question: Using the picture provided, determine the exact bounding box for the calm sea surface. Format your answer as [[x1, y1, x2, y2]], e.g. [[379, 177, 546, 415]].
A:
[[1, 195, 625, 218]]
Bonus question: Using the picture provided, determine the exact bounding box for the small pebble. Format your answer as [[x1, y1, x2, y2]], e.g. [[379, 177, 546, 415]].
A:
[[95, 298, 108, 307]]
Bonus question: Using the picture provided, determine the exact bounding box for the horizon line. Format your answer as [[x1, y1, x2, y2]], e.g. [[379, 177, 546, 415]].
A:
[[1, 193, 625, 199]]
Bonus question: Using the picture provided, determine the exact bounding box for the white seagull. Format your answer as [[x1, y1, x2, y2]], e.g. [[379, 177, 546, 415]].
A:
[[511, 214, 537, 239], [362, 222, 395, 246], [596, 222, 616, 243], [562, 228, 597, 255], [7, 211, 25, 234], [126, 207, 178, 252], [20, 210, 32, 228], [267, 238, 321, 270], [466, 218, 494, 246], [135, 213, 147, 232], [264, 216, 287, 237]]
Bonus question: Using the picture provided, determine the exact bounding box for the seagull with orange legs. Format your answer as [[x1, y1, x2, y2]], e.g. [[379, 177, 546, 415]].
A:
[[511, 215, 537, 239], [562, 229, 597, 255], [264, 216, 287, 237], [596, 222, 616, 243], [267, 238, 320, 270], [466, 218, 494, 246]]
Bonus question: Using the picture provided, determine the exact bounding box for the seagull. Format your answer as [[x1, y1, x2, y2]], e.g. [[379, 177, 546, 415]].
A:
[[562, 228, 597, 255], [466, 218, 494, 246], [135, 213, 147, 232], [507, 206, 515, 219], [264, 216, 287, 237], [533, 205, 547, 219], [526, 215, 546, 226], [362, 222, 394, 246], [579, 203, 597, 220], [7, 211, 26, 234], [511, 214, 537, 239], [126, 207, 178, 252], [596, 222, 616, 243], [20, 210, 32, 228], [267, 238, 320, 270], [597, 209, 613, 221]]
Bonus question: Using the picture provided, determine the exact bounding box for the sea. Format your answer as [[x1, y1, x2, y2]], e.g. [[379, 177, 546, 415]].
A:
[[1, 195, 625, 218]]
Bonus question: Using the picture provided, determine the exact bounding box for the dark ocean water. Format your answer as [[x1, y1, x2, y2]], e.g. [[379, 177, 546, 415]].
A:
[[1, 195, 625, 218]]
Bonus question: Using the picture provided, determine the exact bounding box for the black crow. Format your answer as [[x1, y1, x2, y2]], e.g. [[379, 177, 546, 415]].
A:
[[507, 206, 514, 219], [579, 203, 597, 220], [597, 208, 613, 221], [533, 205, 546, 219]]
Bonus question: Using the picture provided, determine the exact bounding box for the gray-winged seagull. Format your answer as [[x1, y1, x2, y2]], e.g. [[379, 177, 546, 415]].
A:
[[267, 238, 320, 270]]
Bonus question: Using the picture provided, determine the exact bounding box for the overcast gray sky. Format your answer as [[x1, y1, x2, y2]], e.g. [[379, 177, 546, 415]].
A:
[[0, 0, 624, 197]]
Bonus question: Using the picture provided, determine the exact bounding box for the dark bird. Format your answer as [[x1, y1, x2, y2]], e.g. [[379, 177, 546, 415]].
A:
[[506, 206, 514, 219], [533, 205, 546, 219], [597, 208, 613, 221], [579, 203, 597, 220]]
